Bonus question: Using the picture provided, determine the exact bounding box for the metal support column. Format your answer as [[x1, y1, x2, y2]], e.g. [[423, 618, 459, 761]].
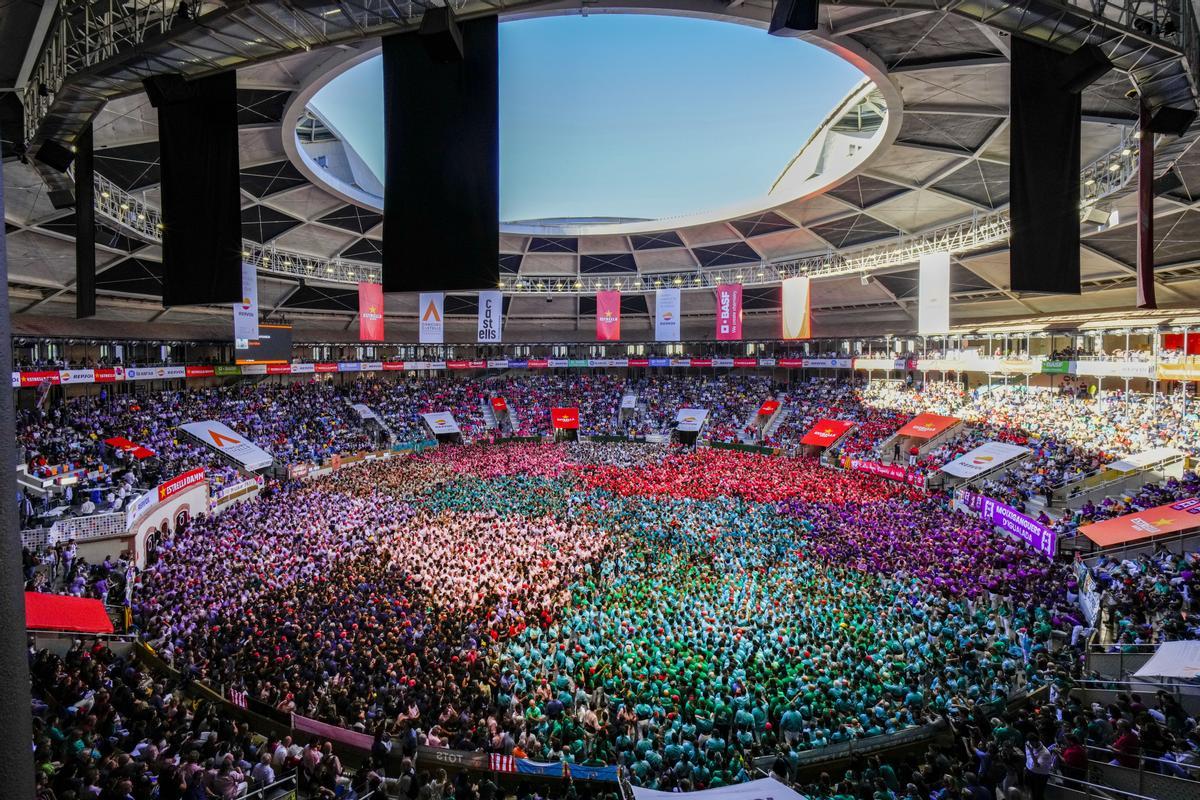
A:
[[1137, 102, 1157, 309]]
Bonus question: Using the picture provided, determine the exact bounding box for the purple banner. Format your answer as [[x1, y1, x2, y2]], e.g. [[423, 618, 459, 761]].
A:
[[960, 490, 1056, 558]]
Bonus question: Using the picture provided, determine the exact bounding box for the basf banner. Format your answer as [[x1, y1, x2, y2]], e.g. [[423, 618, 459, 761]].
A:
[[419, 292, 444, 344], [716, 283, 742, 341], [420, 412, 461, 435], [800, 419, 854, 447], [233, 262, 259, 346], [358, 282, 384, 342], [477, 290, 502, 343], [941, 441, 1029, 479], [178, 421, 273, 471], [675, 408, 709, 432], [596, 291, 621, 341], [918, 251, 950, 336], [655, 287, 681, 341], [551, 407, 580, 430], [781, 276, 811, 340]]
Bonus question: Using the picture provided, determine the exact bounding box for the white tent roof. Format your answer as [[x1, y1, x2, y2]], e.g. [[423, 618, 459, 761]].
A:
[[1132, 641, 1200, 680]]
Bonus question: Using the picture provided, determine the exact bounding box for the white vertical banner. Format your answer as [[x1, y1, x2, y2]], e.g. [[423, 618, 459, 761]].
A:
[[233, 262, 259, 346], [918, 252, 951, 336], [655, 287, 681, 341], [419, 292, 444, 344], [477, 290, 502, 343], [781, 276, 812, 340]]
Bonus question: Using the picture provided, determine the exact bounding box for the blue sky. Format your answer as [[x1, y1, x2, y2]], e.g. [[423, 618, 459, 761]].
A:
[[310, 14, 864, 221]]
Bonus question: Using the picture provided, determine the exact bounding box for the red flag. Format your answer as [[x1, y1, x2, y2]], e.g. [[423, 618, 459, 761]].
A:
[[358, 282, 384, 342], [596, 291, 620, 341], [716, 284, 743, 341]]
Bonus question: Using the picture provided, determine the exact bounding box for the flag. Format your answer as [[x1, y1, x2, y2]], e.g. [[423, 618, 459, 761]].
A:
[[781, 276, 811, 340], [490, 754, 516, 773], [358, 282, 385, 342], [654, 287, 680, 341], [918, 252, 950, 335], [229, 689, 248, 709], [419, 292, 444, 344], [716, 283, 743, 341], [477, 290, 502, 343], [232, 262, 259, 346], [596, 290, 620, 341]]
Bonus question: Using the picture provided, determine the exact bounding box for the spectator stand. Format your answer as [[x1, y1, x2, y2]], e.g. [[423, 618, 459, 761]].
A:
[[1050, 447, 1189, 511]]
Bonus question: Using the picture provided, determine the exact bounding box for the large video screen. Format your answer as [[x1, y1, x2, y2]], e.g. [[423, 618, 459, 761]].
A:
[[235, 324, 292, 364]]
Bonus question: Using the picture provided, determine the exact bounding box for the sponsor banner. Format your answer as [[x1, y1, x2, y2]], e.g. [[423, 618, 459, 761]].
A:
[[917, 251, 951, 336], [548, 359, 569, 368], [447, 360, 470, 370], [491, 397, 508, 412], [240, 364, 268, 376], [781, 276, 812, 340], [233, 262, 260, 344], [847, 458, 927, 488], [691, 358, 713, 367], [654, 287, 681, 341], [126, 366, 186, 380], [1074, 360, 1155, 379], [360, 362, 383, 372], [428, 361, 447, 371], [588, 358, 612, 367], [338, 362, 361, 373], [266, 363, 292, 375], [1040, 359, 1072, 374], [733, 357, 758, 368], [477, 290, 502, 343], [674, 408, 709, 432], [383, 361, 405, 371], [290, 362, 315, 374], [804, 357, 853, 369], [467, 360, 486, 369], [713, 357, 734, 368], [214, 365, 242, 377], [58, 369, 95, 384], [649, 358, 670, 368], [670, 358, 692, 367], [185, 366, 215, 378], [596, 290, 621, 341], [1079, 497, 1200, 547], [125, 490, 155, 530], [778, 358, 804, 368], [20, 371, 61, 387], [508, 359, 528, 369], [716, 283, 743, 341], [314, 363, 338, 373], [854, 357, 907, 371], [358, 282, 385, 342], [1158, 358, 1200, 381], [758, 400, 781, 417], [628, 358, 650, 367], [551, 407, 579, 430], [11, 372, 18, 388], [421, 412, 461, 435], [960, 490, 1056, 557], [611, 357, 629, 367], [940, 441, 1030, 479], [487, 358, 509, 369], [758, 357, 777, 367], [178, 420, 274, 471], [528, 359, 550, 369], [568, 359, 588, 368], [800, 418, 854, 447], [419, 292, 444, 344], [158, 468, 206, 502], [896, 412, 960, 439], [93, 367, 124, 382]]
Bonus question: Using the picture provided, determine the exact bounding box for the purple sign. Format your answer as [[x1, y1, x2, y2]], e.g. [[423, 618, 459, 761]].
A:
[[960, 490, 1056, 558]]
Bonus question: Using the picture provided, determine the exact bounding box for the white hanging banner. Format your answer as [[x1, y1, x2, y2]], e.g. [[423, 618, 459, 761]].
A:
[[918, 251, 951, 336], [233, 262, 259, 346], [674, 407, 709, 432], [655, 287, 681, 341], [178, 420, 273, 471], [477, 290, 503, 343], [419, 292, 444, 344], [421, 411, 461, 435], [940, 441, 1030, 478]]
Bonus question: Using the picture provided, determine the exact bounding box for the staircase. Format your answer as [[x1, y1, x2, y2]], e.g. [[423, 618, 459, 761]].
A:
[[738, 407, 761, 444], [481, 399, 499, 430], [761, 394, 790, 439]]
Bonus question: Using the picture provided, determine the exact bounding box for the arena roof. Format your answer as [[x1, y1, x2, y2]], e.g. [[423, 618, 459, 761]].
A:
[[5, 1, 1200, 340]]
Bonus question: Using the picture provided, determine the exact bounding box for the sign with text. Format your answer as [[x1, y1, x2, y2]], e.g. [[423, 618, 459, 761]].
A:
[[178, 420, 273, 471]]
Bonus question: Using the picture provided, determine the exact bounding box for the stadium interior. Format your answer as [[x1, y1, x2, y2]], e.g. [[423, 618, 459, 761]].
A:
[[4, 2, 1200, 800]]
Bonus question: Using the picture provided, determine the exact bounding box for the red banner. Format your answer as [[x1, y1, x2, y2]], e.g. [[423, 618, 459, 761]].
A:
[[800, 418, 854, 447], [1080, 497, 1200, 547], [527, 359, 549, 369], [716, 284, 743, 341], [758, 400, 781, 417], [551, 407, 579, 430], [103, 437, 156, 460], [691, 358, 713, 367], [467, 360, 487, 369], [491, 397, 508, 412], [93, 368, 122, 382], [358, 282, 385, 342], [778, 358, 804, 368], [383, 361, 405, 371], [315, 363, 338, 373], [628, 358, 650, 367], [733, 358, 758, 368], [158, 468, 206, 502], [596, 291, 620, 341], [447, 360, 470, 370], [267, 363, 292, 375], [846, 458, 926, 488], [20, 371, 60, 387], [896, 413, 960, 439], [185, 366, 215, 378]]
